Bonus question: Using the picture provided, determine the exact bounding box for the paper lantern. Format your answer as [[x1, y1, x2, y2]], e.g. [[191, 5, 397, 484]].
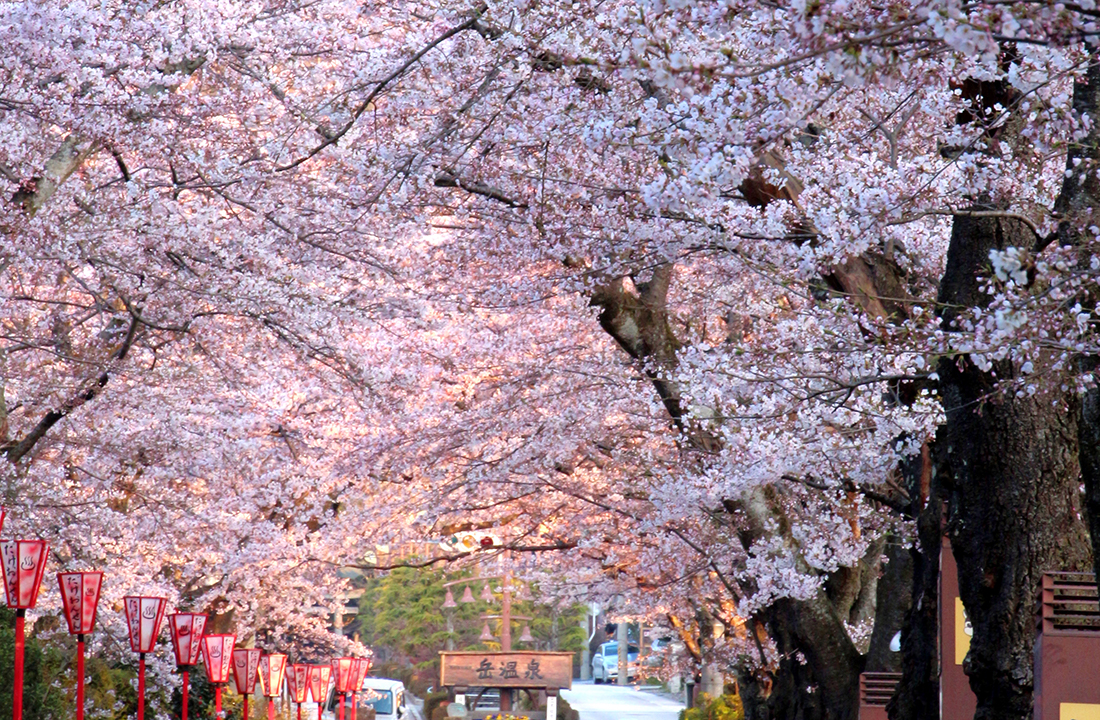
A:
[[57, 572, 103, 635], [331, 656, 356, 693], [351, 657, 371, 691], [168, 613, 208, 666], [201, 634, 236, 684], [232, 647, 262, 694], [123, 596, 167, 653], [0, 540, 49, 609], [258, 653, 288, 698], [287, 664, 310, 703], [308, 664, 332, 703]]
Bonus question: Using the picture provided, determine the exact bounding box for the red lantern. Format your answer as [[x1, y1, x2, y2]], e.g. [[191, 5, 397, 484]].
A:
[[309, 664, 333, 720], [169, 613, 207, 666], [258, 654, 288, 720], [168, 613, 207, 720], [331, 656, 356, 693], [1, 540, 49, 609], [57, 572, 103, 720], [258, 653, 287, 696], [123, 596, 167, 654], [123, 596, 167, 720], [201, 634, 236, 719], [58, 572, 102, 635], [232, 647, 262, 693], [202, 634, 236, 684], [331, 657, 356, 720], [287, 663, 310, 701], [233, 647, 262, 720], [1, 539, 47, 720], [348, 657, 372, 720]]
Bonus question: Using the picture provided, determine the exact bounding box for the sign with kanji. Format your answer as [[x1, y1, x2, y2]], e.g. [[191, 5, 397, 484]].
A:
[[123, 596, 167, 653], [1, 540, 49, 609], [440, 651, 572, 689], [58, 572, 103, 635]]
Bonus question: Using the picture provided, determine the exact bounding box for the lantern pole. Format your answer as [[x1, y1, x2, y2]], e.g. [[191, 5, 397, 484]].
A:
[[214, 686, 223, 719], [76, 633, 86, 720], [13, 608, 25, 720], [180, 668, 190, 720], [243, 693, 250, 720], [137, 653, 147, 720], [123, 596, 168, 720], [58, 572, 104, 720], [3, 539, 50, 720]]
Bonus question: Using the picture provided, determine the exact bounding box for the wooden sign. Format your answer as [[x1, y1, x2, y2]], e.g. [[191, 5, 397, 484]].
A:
[[440, 651, 573, 689]]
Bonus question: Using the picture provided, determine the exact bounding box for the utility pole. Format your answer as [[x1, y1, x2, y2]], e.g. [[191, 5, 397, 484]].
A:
[[617, 620, 629, 686]]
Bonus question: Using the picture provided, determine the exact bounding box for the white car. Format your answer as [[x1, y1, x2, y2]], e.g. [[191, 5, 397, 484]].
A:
[[591, 641, 639, 683]]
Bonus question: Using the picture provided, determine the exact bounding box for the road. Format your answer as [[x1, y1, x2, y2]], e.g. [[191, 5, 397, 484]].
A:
[[561, 680, 685, 720]]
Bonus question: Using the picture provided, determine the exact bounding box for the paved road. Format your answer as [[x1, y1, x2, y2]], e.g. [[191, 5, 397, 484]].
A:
[[561, 681, 685, 720]]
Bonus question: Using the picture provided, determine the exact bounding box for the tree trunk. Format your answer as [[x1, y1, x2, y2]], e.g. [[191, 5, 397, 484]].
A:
[[938, 213, 1092, 720], [889, 438, 942, 720]]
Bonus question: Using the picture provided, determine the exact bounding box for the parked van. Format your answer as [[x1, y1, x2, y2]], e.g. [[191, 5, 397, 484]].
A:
[[355, 678, 410, 720]]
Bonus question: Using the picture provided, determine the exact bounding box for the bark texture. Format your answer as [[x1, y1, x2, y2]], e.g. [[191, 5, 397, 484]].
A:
[[938, 213, 1092, 720], [889, 439, 942, 720]]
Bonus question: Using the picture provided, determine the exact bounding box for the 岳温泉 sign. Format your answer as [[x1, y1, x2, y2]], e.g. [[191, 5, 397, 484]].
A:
[[440, 651, 573, 689]]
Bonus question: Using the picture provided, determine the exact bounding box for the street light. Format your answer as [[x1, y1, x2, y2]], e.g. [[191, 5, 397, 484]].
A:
[[258, 653, 288, 720], [1, 538, 48, 720], [349, 657, 373, 720], [286, 664, 311, 720], [58, 572, 103, 720], [123, 595, 168, 720], [168, 613, 208, 720], [440, 566, 530, 712], [232, 648, 262, 720], [201, 634, 236, 718], [308, 665, 333, 720], [331, 657, 356, 720]]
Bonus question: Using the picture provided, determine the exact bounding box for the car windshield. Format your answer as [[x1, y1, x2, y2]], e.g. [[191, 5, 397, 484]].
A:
[[603, 643, 640, 656], [358, 688, 394, 715]]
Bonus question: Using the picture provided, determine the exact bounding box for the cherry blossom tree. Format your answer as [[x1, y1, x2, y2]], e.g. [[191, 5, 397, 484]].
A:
[[8, 2, 1100, 720]]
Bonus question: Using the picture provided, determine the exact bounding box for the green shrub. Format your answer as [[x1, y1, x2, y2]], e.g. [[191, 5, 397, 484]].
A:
[[678, 692, 743, 720]]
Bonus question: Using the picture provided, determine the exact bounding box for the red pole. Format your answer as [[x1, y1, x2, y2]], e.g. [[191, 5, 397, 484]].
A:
[[76, 635, 86, 720], [215, 686, 223, 719], [316, 697, 322, 720], [297, 704, 302, 720], [137, 654, 146, 720], [337, 694, 345, 720], [243, 694, 250, 720], [267, 699, 275, 720], [180, 669, 189, 720], [350, 693, 357, 720], [13, 609, 25, 720]]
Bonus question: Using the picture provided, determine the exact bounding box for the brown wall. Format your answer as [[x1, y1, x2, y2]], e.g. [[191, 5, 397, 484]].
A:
[[940, 540, 977, 720]]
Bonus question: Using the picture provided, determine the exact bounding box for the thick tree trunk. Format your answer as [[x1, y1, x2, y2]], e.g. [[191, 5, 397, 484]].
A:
[[938, 213, 1092, 720], [741, 595, 863, 720]]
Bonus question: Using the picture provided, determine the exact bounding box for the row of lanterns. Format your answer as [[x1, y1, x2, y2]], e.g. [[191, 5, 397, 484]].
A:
[[0, 514, 373, 720]]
